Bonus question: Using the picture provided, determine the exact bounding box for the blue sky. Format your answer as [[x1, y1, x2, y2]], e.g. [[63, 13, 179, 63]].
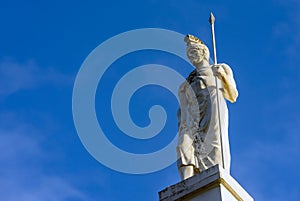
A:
[[1, 0, 300, 200]]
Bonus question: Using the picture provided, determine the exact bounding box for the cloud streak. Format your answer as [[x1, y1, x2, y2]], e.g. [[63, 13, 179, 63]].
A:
[[0, 58, 74, 97], [0, 114, 89, 201], [272, 0, 300, 64], [233, 101, 300, 201]]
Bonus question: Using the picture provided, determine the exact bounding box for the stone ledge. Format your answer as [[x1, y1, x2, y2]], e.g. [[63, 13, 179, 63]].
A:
[[159, 165, 253, 201]]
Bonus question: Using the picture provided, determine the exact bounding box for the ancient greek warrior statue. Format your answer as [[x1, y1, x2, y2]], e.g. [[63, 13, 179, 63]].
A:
[[177, 34, 238, 180]]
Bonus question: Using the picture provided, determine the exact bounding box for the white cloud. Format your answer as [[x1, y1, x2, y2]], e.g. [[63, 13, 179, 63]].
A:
[[0, 115, 89, 201], [272, 0, 300, 63], [233, 114, 300, 201], [0, 175, 88, 201], [0, 58, 74, 97]]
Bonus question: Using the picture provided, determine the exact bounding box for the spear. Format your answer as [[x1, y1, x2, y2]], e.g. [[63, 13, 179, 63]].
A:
[[209, 12, 225, 169]]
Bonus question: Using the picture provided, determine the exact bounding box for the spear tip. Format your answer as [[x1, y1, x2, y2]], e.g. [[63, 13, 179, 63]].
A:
[[209, 12, 215, 24]]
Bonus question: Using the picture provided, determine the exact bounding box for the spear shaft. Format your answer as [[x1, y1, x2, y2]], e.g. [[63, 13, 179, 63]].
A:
[[209, 12, 225, 169]]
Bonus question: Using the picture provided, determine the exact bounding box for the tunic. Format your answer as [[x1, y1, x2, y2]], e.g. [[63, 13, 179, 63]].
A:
[[176, 65, 232, 173]]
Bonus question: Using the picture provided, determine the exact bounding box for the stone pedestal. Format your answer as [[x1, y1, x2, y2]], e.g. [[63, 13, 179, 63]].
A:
[[159, 165, 253, 201]]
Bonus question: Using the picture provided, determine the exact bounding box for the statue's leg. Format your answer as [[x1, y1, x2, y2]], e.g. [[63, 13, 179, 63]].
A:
[[179, 165, 194, 180]]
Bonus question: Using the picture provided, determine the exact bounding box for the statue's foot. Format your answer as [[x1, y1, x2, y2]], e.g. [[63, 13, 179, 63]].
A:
[[179, 165, 194, 180]]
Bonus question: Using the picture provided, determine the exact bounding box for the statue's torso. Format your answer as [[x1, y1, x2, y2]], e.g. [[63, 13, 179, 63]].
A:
[[177, 66, 230, 171]]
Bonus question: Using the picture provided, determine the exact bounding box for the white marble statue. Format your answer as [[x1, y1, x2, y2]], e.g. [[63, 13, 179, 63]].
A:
[[177, 34, 238, 180]]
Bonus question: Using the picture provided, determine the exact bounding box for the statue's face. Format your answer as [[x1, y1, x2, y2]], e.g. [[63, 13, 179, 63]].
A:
[[187, 47, 203, 65], [186, 45, 208, 65]]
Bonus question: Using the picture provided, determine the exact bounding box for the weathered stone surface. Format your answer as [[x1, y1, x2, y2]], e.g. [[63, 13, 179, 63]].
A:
[[177, 34, 238, 180], [159, 165, 253, 201]]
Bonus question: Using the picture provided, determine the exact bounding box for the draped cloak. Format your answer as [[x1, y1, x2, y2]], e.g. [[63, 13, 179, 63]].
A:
[[176, 66, 231, 173]]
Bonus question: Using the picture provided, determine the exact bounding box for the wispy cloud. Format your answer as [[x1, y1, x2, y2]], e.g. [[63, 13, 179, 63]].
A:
[[0, 114, 89, 201], [0, 174, 88, 201], [272, 0, 300, 64], [0, 58, 74, 97], [234, 141, 299, 200], [233, 102, 300, 200]]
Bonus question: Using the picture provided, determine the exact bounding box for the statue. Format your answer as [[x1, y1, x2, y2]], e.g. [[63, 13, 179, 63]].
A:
[[176, 34, 238, 180]]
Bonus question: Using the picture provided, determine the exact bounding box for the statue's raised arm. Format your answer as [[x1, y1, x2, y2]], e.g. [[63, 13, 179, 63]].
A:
[[212, 63, 238, 103]]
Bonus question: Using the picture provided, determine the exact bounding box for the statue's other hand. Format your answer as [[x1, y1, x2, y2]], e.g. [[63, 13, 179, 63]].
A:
[[213, 63, 238, 103], [212, 64, 226, 79]]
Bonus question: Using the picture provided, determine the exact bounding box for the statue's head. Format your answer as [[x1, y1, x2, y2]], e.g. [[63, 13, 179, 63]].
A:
[[184, 34, 209, 66]]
